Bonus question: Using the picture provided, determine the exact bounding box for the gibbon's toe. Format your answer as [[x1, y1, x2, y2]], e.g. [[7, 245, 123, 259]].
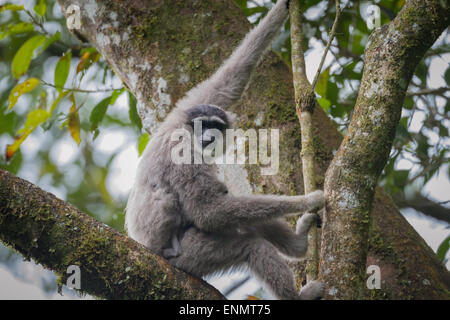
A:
[[299, 280, 325, 300]]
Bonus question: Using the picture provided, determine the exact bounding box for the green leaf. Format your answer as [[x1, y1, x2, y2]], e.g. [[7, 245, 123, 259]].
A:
[[0, 4, 24, 13], [34, 0, 47, 16], [76, 49, 101, 74], [315, 67, 330, 97], [326, 82, 339, 103], [234, 0, 248, 10], [415, 60, 428, 84], [6, 109, 50, 161], [317, 97, 331, 111], [393, 170, 409, 188], [242, 6, 267, 17], [138, 133, 150, 156], [0, 110, 16, 134], [12, 32, 60, 79], [436, 235, 450, 262], [17, 109, 51, 135], [35, 31, 60, 57], [68, 94, 81, 145], [1, 148, 22, 173], [89, 97, 110, 131], [110, 88, 125, 105], [403, 96, 414, 110], [12, 35, 46, 79], [0, 22, 34, 40], [444, 67, 450, 86], [438, 124, 449, 137], [395, 117, 411, 142], [351, 30, 366, 55], [128, 92, 142, 130], [8, 78, 40, 110], [54, 51, 72, 92], [89, 89, 125, 132]]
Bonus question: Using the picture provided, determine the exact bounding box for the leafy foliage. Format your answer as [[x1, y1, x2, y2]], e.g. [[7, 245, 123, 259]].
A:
[[0, 0, 142, 232]]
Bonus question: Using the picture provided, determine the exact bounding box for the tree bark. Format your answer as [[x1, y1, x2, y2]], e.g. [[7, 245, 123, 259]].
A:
[[321, 0, 450, 299], [0, 169, 224, 300], [289, 0, 320, 282], [0, 0, 445, 299]]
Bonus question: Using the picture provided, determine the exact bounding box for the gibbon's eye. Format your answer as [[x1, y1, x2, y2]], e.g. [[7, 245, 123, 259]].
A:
[[204, 120, 227, 131]]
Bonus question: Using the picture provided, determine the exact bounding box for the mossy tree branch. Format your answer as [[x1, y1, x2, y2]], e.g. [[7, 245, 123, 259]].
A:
[[0, 169, 224, 300], [290, 0, 341, 283], [393, 191, 450, 225], [289, 0, 320, 282], [320, 0, 450, 299]]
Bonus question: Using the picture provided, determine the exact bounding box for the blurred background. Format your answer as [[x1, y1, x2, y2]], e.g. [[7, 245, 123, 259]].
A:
[[0, 0, 448, 299]]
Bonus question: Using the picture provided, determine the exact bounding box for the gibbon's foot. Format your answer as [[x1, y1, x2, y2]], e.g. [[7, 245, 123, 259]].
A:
[[296, 212, 322, 234], [296, 213, 315, 232], [299, 280, 326, 300]]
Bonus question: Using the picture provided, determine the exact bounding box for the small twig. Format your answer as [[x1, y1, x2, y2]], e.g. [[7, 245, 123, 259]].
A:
[[406, 87, 450, 97], [311, 0, 341, 90], [40, 80, 123, 94], [24, 9, 50, 35], [25, 9, 90, 52]]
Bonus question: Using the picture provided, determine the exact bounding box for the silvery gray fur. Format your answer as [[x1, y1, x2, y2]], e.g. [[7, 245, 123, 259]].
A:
[[126, 0, 326, 300]]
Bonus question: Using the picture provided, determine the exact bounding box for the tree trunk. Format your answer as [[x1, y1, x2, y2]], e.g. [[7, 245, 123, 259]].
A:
[[321, 0, 450, 299], [1, 0, 446, 299]]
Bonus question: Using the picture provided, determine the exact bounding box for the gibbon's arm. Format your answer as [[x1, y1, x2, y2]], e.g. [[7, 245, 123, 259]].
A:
[[177, 0, 290, 110], [182, 190, 324, 232]]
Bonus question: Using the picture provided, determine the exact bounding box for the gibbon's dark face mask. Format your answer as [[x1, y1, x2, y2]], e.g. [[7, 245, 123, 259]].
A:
[[186, 104, 229, 149]]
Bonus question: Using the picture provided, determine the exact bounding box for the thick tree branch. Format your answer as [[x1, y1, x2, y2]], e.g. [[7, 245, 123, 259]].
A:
[[394, 192, 450, 224], [0, 169, 224, 300], [321, 0, 450, 299]]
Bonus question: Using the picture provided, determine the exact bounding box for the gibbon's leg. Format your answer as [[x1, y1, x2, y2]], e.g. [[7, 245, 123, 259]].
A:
[[170, 228, 301, 299], [257, 213, 320, 259], [170, 227, 324, 300], [247, 238, 324, 300], [168, 227, 251, 277]]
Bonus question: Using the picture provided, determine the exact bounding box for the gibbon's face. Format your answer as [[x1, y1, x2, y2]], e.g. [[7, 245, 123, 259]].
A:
[[186, 104, 230, 149]]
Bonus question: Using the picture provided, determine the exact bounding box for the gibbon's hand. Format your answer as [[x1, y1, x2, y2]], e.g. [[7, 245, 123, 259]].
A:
[[304, 190, 325, 212]]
